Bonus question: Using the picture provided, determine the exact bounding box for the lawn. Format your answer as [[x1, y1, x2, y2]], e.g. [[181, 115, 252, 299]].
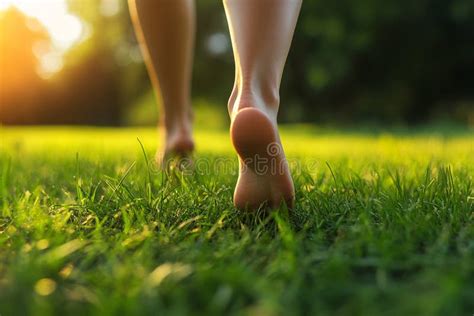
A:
[[1, 126, 473, 316]]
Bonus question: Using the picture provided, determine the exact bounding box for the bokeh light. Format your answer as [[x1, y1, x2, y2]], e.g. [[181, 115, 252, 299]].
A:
[[0, 0, 85, 77]]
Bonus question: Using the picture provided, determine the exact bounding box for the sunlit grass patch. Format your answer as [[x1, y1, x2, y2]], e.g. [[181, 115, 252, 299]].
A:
[[0, 126, 473, 315]]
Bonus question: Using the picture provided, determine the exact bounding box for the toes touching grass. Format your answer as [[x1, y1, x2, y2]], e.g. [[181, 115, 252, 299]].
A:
[[1, 127, 473, 315]]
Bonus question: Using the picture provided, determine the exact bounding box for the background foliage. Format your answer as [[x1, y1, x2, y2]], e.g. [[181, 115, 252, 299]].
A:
[[1, 0, 473, 125]]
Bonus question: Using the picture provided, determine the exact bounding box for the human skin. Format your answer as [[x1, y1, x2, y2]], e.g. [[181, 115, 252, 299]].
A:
[[129, 0, 196, 162], [129, 0, 302, 209], [224, 0, 302, 209]]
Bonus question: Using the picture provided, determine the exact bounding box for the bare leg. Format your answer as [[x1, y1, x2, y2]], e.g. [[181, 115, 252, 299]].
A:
[[224, 0, 302, 209], [129, 0, 195, 163]]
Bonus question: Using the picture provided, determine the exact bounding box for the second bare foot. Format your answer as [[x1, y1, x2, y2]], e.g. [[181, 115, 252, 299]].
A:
[[156, 125, 195, 167]]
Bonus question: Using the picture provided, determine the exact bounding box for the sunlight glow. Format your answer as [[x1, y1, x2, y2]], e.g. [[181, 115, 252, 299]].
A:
[[0, 0, 84, 51], [0, 0, 85, 77]]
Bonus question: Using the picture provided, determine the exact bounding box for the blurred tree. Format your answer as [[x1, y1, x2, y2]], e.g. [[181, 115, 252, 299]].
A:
[[283, 0, 474, 124], [1, 0, 144, 125], [0, 8, 48, 123], [1, 0, 473, 125]]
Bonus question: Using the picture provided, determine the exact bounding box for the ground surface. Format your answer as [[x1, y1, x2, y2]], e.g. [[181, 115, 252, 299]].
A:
[[0, 126, 473, 316]]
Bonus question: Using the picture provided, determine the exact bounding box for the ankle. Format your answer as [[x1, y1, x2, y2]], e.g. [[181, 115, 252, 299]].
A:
[[162, 123, 194, 153], [164, 112, 193, 132], [166, 122, 192, 137], [228, 85, 280, 120]]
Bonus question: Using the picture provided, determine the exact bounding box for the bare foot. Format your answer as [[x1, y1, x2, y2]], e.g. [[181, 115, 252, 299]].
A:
[[156, 125, 195, 167], [230, 107, 295, 210]]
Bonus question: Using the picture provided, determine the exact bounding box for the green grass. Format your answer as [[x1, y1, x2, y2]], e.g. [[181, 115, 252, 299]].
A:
[[1, 126, 473, 316]]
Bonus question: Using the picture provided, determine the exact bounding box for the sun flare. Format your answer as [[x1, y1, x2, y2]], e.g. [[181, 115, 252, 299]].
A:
[[0, 0, 85, 76]]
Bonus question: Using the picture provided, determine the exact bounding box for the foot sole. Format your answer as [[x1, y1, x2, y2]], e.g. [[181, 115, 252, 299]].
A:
[[230, 108, 294, 210]]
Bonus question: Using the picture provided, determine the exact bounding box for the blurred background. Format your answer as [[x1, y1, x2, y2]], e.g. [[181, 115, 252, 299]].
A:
[[1, 0, 473, 127]]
